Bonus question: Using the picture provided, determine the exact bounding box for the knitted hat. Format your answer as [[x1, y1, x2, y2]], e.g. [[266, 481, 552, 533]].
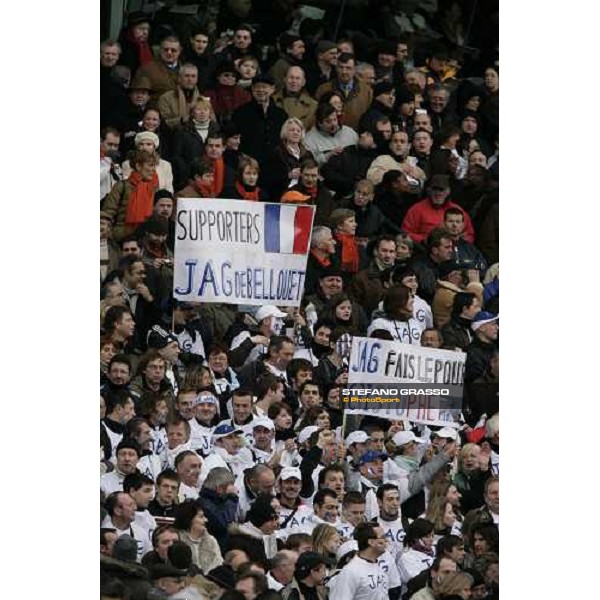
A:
[[116, 438, 141, 456], [295, 552, 326, 580], [373, 81, 395, 98], [215, 61, 238, 78], [395, 86, 415, 105], [143, 216, 169, 236], [135, 131, 160, 149], [316, 40, 337, 54], [246, 495, 278, 527], [147, 325, 178, 350], [279, 33, 302, 51], [127, 11, 151, 28], [112, 535, 138, 562]]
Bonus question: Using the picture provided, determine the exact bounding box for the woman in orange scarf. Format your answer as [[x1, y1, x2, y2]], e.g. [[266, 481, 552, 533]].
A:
[[101, 150, 159, 241], [222, 155, 268, 201], [330, 208, 362, 276]]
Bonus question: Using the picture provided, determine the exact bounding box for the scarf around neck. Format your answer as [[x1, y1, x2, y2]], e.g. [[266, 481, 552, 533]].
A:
[[126, 171, 158, 225], [334, 232, 359, 272], [125, 30, 154, 67], [235, 180, 260, 201]]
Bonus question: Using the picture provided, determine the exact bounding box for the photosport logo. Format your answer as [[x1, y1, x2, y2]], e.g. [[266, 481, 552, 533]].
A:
[[340, 383, 463, 411]]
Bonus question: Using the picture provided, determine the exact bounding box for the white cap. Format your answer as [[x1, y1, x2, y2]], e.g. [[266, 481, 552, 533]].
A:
[[336, 540, 358, 561], [433, 426, 458, 440], [392, 431, 424, 446], [255, 305, 287, 322], [252, 416, 275, 431], [280, 467, 302, 481], [298, 425, 319, 444], [344, 431, 370, 448]]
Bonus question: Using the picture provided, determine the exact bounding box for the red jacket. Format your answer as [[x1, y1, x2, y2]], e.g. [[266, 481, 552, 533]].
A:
[[401, 199, 475, 244]]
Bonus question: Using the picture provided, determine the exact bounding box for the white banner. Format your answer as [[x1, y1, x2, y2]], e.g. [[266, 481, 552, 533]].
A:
[[346, 337, 466, 427], [173, 199, 315, 306]]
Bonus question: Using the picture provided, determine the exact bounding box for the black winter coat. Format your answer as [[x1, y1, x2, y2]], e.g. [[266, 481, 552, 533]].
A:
[[232, 100, 288, 171], [321, 146, 379, 197]]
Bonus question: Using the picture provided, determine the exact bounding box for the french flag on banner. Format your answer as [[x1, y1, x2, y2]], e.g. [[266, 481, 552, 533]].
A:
[[264, 204, 313, 254]]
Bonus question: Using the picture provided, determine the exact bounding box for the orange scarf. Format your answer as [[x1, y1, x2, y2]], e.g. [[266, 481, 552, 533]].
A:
[[209, 157, 225, 196], [125, 171, 158, 225], [235, 181, 260, 201], [335, 232, 360, 273]]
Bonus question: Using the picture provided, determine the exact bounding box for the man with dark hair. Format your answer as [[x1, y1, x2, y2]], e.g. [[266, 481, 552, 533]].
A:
[[148, 469, 180, 518], [348, 235, 397, 315], [408, 228, 455, 304], [236, 570, 269, 600], [329, 522, 395, 600], [375, 483, 405, 564], [101, 389, 136, 457], [321, 125, 380, 197], [402, 174, 475, 245], [443, 207, 488, 272], [239, 335, 295, 387], [103, 491, 152, 561], [123, 471, 157, 538], [406, 555, 458, 600], [283, 158, 336, 226], [270, 34, 307, 87], [304, 103, 359, 167], [134, 190, 175, 251], [281, 551, 328, 600], [315, 53, 373, 129], [338, 491, 366, 540], [104, 305, 136, 352], [440, 292, 481, 350]]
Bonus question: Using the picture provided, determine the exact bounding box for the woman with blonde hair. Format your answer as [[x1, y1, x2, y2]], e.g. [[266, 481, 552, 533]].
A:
[[311, 523, 341, 570], [425, 497, 458, 544], [453, 443, 492, 513], [264, 117, 314, 199], [437, 571, 474, 600]]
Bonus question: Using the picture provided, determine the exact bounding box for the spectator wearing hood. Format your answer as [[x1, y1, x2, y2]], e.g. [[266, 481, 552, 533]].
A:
[[226, 494, 281, 569], [402, 174, 474, 245], [358, 81, 396, 133], [392, 86, 417, 134], [100, 534, 153, 600]]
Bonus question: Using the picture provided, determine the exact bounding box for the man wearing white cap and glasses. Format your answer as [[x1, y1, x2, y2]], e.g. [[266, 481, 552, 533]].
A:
[[344, 430, 371, 491], [121, 130, 174, 192], [229, 305, 287, 369], [465, 311, 499, 384]]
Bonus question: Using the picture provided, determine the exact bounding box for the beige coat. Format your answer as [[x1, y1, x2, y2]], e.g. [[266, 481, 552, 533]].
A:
[[432, 280, 484, 328], [272, 89, 318, 130], [158, 87, 203, 129]]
